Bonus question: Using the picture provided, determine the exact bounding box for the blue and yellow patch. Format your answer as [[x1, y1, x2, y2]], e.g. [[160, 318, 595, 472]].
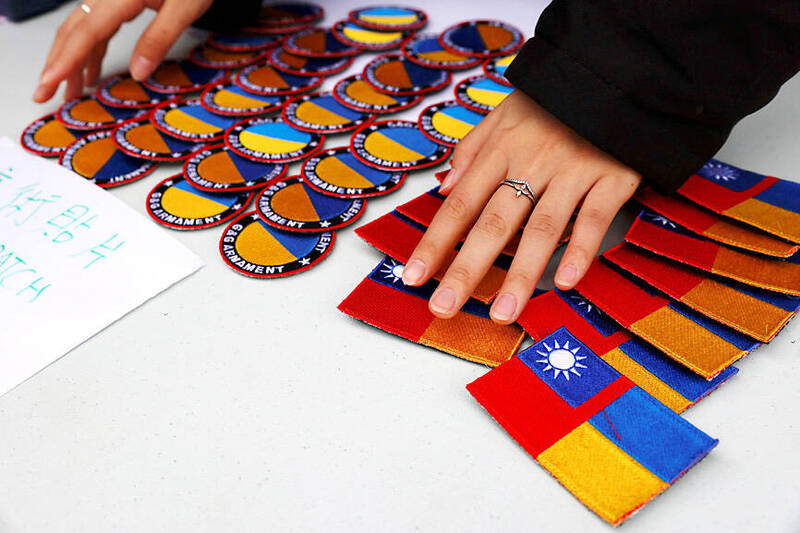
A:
[[418, 100, 484, 147], [455, 75, 514, 113], [483, 53, 516, 85], [225, 116, 323, 163], [302, 146, 406, 198], [331, 20, 409, 51], [147, 175, 252, 230], [152, 98, 237, 142], [283, 92, 374, 133], [201, 83, 285, 117], [60, 129, 156, 188], [348, 6, 427, 31], [184, 144, 286, 193], [351, 120, 451, 170]]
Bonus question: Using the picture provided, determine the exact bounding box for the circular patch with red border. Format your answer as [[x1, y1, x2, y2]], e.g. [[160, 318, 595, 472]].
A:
[[256, 175, 366, 232], [60, 129, 157, 188], [351, 120, 451, 171], [142, 60, 227, 94], [235, 63, 324, 96], [147, 175, 253, 230], [418, 100, 484, 147], [225, 116, 324, 163], [20, 113, 82, 158], [284, 27, 360, 58], [259, 2, 323, 26], [57, 96, 141, 130], [206, 32, 281, 52], [183, 144, 286, 193], [363, 54, 451, 95], [332, 74, 422, 114], [219, 211, 335, 278], [331, 20, 411, 51], [151, 98, 237, 142], [348, 6, 427, 31], [454, 74, 514, 113], [283, 92, 374, 134], [401, 33, 482, 70], [483, 53, 516, 86], [302, 146, 406, 198], [439, 20, 523, 58], [188, 45, 269, 69], [96, 73, 166, 109], [201, 82, 285, 117], [113, 118, 202, 161], [267, 47, 354, 76]]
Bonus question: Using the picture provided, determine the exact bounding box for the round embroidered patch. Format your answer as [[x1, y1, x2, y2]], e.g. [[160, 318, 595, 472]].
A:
[[283, 92, 374, 134], [259, 2, 323, 26], [302, 146, 406, 198], [201, 83, 285, 117], [219, 211, 335, 278], [142, 60, 227, 94], [454, 75, 514, 113], [95, 73, 166, 109], [151, 98, 237, 142], [401, 33, 482, 70], [331, 20, 410, 51], [351, 120, 452, 171], [418, 100, 484, 147], [439, 20, 523, 58], [20, 113, 81, 158], [57, 96, 140, 130], [188, 45, 269, 70], [113, 118, 201, 161], [206, 32, 281, 52], [147, 175, 253, 230], [60, 129, 157, 188], [225, 117, 324, 163], [363, 54, 451, 95], [256, 175, 366, 232], [284, 27, 360, 58], [243, 19, 313, 35], [267, 47, 354, 77], [348, 6, 427, 31], [183, 144, 286, 193], [235, 63, 324, 96], [332, 74, 422, 114], [483, 53, 516, 86]]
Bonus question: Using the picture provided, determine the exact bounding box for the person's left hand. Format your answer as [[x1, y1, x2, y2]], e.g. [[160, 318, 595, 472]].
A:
[[401, 90, 641, 324]]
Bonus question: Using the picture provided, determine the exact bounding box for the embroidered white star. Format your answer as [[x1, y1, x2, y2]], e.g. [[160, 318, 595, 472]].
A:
[[319, 221, 331, 227], [298, 258, 311, 266]]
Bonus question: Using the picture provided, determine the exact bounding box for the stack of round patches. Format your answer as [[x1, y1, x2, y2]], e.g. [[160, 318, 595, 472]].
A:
[[201, 83, 285, 117], [143, 60, 227, 95], [283, 27, 360, 58], [96, 73, 165, 109], [331, 19, 412, 51], [206, 32, 281, 52], [418, 100, 484, 147], [57, 96, 140, 130], [225, 117, 324, 163], [283, 92, 374, 134], [363, 54, 451, 95], [184, 144, 286, 193], [245, 2, 323, 34], [348, 6, 427, 31], [350, 120, 451, 171], [439, 19, 523, 58], [113, 118, 201, 161], [333, 75, 422, 114], [402, 33, 482, 70], [189, 45, 269, 70], [235, 63, 324, 95], [151, 98, 237, 143], [483, 53, 516, 85], [268, 47, 354, 77], [21, 113, 82, 158], [302, 146, 406, 198], [61, 129, 157, 188], [454, 75, 514, 113]]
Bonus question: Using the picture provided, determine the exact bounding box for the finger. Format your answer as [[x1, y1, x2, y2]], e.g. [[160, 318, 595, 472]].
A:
[[427, 183, 536, 318], [64, 67, 85, 101], [440, 108, 503, 194], [130, 3, 203, 80], [402, 145, 508, 287], [33, 13, 82, 102], [84, 39, 109, 87], [554, 173, 639, 289], [490, 175, 593, 324]]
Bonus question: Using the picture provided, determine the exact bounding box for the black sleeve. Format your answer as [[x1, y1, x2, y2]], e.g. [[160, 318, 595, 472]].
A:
[[194, 0, 262, 31], [504, 1, 800, 193]]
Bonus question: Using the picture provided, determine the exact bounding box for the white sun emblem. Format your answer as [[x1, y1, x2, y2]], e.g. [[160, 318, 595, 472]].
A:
[[645, 212, 677, 228], [536, 338, 588, 380], [379, 260, 405, 284], [569, 294, 596, 314], [703, 161, 738, 182]]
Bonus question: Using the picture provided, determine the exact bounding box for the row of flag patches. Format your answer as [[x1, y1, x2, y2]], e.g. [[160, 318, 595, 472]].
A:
[[339, 158, 800, 525]]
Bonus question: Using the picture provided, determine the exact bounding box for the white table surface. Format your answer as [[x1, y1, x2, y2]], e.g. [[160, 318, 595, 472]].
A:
[[0, 2, 798, 532]]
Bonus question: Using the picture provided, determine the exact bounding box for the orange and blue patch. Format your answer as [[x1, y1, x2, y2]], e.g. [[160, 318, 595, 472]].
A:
[[206, 31, 280, 52], [439, 19, 523, 58], [332, 74, 422, 114], [467, 327, 718, 525], [20, 113, 81, 158], [348, 6, 427, 31], [351, 119, 451, 170], [142, 60, 227, 95], [57, 95, 140, 130], [331, 20, 410, 51], [147, 175, 252, 230], [455, 75, 514, 113], [267, 47, 353, 76], [188, 45, 268, 70], [363, 53, 451, 95], [96, 72, 165, 109], [401, 33, 481, 70], [418, 100, 484, 146], [256, 175, 365, 232], [301, 145, 406, 198], [151, 98, 237, 142], [60, 129, 157, 188], [483, 53, 515, 85], [626, 208, 800, 295], [113, 118, 201, 161], [574, 258, 760, 379], [284, 27, 359, 58], [183, 143, 286, 193], [518, 289, 737, 413], [235, 63, 324, 95], [604, 243, 800, 342], [635, 186, 799, 258], [225, 116, 323, 163], [678, 159, 800, 244], [338, 256, 524, 366], [200, 82, 285, 117], [283, 92, 374, 133], [219, 211, 335, 278]]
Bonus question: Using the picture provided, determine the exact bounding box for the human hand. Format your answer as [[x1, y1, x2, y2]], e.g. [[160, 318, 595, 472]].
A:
[[402, 90, 641, 324], [33, 0, 214, 103]]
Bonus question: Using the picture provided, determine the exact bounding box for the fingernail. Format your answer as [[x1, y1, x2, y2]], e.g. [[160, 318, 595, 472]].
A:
[[429, 287, 456, 315], [556, 264, 578, 287], [130, 55, 155, 81], [440, 168, 460, 193], [402, 259, 426, 285], [39, 69, 55, 84], [33, 85, 49, 102], [491, 293, 517, 322]]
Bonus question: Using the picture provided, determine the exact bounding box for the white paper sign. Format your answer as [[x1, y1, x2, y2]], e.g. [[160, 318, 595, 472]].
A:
[[0, 137, 203, 395]]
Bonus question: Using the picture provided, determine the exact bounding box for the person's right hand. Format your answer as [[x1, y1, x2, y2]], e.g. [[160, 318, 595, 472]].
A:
[[33, 0, 214, 103]]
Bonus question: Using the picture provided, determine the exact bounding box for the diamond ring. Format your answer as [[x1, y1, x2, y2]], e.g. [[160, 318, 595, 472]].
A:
[[499, 178, 537, 205]]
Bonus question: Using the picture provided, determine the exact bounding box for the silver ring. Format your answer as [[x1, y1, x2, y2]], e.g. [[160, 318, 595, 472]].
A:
[[499, 178, 537, 205], [80, 3, 91, 14]]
